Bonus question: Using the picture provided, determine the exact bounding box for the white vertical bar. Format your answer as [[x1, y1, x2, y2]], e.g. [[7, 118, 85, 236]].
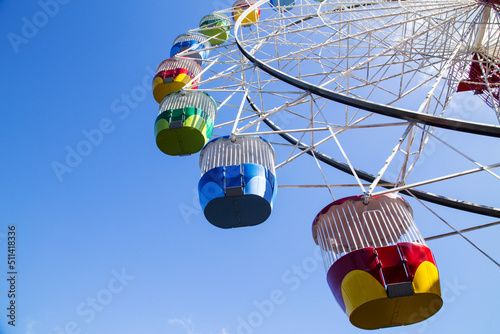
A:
[[340, 206, 358, 252], [334, 209, 350, 255], [319, 223, 334, 270]]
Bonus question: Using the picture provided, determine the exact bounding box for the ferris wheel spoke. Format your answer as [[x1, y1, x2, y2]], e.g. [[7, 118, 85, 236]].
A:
[[415, 42, 464, 114], [236, 92, 310, 133], [316, 13, 469, 90], [425, 220, 500, 241], [311, 150, 337, 200], [275, 133, 335, 170], [415, 123, 500, 181], [372, 162, 500, 197], [263, 114, 500, 218], [366, 124, 415, 195], [313, 102, 370, 193]]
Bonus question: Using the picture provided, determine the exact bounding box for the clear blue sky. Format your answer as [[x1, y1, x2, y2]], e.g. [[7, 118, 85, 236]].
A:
[[1, 1, 499, 334]]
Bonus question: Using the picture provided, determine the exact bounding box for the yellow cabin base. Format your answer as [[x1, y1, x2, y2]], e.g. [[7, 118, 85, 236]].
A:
[[349, 293, 443, 330], [341, 261, 442, 330], [152, 76, 192, 103]]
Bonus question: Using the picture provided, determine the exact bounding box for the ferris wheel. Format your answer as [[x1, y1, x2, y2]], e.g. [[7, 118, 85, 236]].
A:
[[151, 0, 500, 329], [154, 0, 500, 217]]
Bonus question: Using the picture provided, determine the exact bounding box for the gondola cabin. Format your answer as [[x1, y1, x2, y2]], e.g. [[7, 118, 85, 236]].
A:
[[232, 0, 261, 27], [152, 57, 202, 103], [312, 194, 442, 330], [199, 12, 231, 46], [199, 136, 277, 228], [170, 33, 211, 65], [456, 5, 500, 107], [457, 52, 499, 105], [269, 0, 295, 11], [155, 91, 217, 156]]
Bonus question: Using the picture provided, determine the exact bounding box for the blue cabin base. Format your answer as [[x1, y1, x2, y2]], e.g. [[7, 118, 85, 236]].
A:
[[199, 164, 277, 229], [203, 194, 272, 229]]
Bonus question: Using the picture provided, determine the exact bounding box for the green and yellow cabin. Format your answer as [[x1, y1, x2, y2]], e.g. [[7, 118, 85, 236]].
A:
[[155, 90, 217, 156], [199, 12, 231, 46]]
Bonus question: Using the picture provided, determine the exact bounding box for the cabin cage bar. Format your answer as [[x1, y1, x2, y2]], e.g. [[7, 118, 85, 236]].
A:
[[199, 136, 276, 174], [313, 194, 426, 265], [155, 58, 202, 80], [159, 90, 217, 121]]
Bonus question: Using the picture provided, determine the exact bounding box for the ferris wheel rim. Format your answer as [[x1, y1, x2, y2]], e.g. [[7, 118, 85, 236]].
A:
[[233, 0, 500, 138]]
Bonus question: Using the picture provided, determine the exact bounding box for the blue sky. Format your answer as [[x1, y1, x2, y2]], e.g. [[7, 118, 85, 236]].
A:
[[1, 1, 500, 334]]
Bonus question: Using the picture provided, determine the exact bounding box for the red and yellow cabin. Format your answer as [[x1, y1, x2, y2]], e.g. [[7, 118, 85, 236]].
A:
[[152, 57, 202, 104], [312, 194, 442, 330], [232, 0, 261, 27]]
